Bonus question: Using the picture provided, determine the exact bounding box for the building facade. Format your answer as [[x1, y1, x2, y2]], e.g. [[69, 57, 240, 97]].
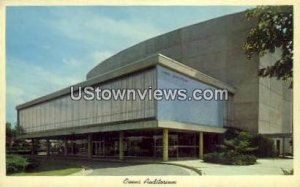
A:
[[16, 12, 293, 160]]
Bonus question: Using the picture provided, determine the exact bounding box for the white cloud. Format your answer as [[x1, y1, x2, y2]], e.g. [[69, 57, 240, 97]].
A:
[[49, 9, 163, 48], [6, 57, 84, 122], [6, 9, 164, 123], [62, 58, 81, 68]]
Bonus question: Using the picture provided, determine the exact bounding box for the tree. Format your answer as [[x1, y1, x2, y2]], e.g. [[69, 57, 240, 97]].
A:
[[218, 131, 258, 155], [6, 122, 16, 138], [243, 6, 293, 87], [6, 122, 30, 153], [6, 122, 16, 150]]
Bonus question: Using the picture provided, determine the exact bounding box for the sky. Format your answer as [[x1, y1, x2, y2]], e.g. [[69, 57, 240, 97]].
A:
[[6, 6, 254, 124]]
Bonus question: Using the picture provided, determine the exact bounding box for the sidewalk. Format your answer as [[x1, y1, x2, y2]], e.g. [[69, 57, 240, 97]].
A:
[[28, 155, 293, 175], [165, 158, 293, 175]]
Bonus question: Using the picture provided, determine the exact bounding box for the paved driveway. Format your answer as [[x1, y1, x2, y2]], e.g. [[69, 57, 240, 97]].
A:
[[167, 159, 293, 175], [87, 162, 198, 176]]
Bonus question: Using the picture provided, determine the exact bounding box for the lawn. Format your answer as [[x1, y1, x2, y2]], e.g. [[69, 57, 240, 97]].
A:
[[10, 159, 82, 176]]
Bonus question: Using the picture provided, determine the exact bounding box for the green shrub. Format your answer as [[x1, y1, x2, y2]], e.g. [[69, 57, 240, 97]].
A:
[[217, 129, 257, 155], [203, 152, 221, 163], [203, 151, 256, 165], [6, 154, 29, 174], [231, 154, 256, 165], [204, 128, 257, 165], [223, 127, 242, 140]]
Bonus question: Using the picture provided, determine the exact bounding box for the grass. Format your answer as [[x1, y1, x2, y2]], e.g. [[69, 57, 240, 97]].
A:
[[9, 159, 82, 176]]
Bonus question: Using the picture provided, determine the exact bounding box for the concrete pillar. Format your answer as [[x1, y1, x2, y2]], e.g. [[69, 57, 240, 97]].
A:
[[291, 138, 293, 155], [199, 132, 204, 159], [282, 137, 285, 156], [194, 133, 197, 158], [46, 139, 50, 156], [119, 131, 124, 160], [71, 140, 75, 155], [64, 137, 68, 156], [87, 134, 93, 159], [163, 129, 169, 161], [31, 138, 35, 155]]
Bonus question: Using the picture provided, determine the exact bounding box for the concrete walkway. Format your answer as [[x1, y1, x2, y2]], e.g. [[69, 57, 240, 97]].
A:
[[87, 162, 198, 176], [166, 158, 293, 175]]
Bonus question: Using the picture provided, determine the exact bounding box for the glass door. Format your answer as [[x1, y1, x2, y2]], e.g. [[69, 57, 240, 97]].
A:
[[93, 141, 105, 156]]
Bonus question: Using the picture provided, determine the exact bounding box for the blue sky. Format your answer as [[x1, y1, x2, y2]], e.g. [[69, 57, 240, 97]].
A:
[[6, 6, 254, 124]]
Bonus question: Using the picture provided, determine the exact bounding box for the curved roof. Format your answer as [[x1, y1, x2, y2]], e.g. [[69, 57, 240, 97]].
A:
[[87, 11, 254, 80]]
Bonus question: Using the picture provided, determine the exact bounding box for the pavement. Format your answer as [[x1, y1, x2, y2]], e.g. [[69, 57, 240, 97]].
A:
[[165, 158, 293, 175], [29, 156, 293, 176], [86, 162, 198, 176]]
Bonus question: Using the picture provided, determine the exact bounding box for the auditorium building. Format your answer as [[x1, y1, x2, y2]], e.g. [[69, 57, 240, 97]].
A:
[[16, 11, 293, 161]]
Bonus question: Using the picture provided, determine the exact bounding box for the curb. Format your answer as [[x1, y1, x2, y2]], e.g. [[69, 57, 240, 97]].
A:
[[161, 162, 202, 176]]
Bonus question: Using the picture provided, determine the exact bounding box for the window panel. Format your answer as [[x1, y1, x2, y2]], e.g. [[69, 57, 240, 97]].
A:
[[18, 68, 160, 133], [61, 97, 66, 127], [66, 96, 71, 128]]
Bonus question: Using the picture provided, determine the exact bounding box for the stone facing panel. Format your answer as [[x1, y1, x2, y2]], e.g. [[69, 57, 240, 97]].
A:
[[258, 50, 293, 134], [19, 68, 157, 134]]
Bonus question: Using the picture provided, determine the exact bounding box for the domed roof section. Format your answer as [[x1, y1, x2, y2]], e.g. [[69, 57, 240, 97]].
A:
[[86, 11, 253, 79]]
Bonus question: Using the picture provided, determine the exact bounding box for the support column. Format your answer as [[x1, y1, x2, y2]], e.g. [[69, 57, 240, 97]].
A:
[[194, 133, 197, 158], [87, 134, 93, 159], [163, 129, 169, 161], [282, 137, 285, 156], [31, 138, 35, 155], [199, 132, 204, 159], [64, 137, 68, 156], [119, 131, 124, 160], [46, 139, 50, 156], [71, 140, 75, 155]]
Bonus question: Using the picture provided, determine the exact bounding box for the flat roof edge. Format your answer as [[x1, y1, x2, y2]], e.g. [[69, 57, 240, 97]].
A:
[[16, 53, 235, 110], [17, 119, 158, 139], [158, 120, 226, 133]]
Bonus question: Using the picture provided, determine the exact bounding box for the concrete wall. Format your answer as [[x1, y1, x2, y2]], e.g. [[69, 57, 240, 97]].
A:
[[258, 50, 293, 134], [87, 12, 260, 132]]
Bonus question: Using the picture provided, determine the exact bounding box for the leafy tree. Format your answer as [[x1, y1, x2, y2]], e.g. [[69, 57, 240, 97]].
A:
[[6, 122, 16, 138], [6, 122, 30, 153], [243, 6, 293, 87], [6, 122, 16, 149]]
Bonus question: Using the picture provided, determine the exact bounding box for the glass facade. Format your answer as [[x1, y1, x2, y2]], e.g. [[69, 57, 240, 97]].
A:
[[31, 130, 219, 158], [92, 130, 200, 158]]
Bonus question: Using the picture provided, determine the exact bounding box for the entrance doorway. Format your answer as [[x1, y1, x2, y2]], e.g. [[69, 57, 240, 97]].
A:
[[93, 141, 105, 156]]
